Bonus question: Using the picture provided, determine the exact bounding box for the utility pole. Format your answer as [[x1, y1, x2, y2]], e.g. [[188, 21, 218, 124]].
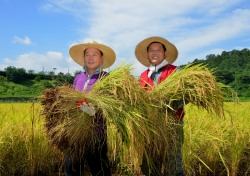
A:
[[53, 68, 57, 75]]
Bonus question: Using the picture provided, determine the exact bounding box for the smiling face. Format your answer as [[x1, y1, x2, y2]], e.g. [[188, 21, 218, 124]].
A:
[[83, 47, 104, 74], [147, 42, 167, 66]]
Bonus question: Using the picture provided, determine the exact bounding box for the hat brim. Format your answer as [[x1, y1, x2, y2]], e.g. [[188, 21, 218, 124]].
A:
[[69, 42, 116, 69], [135, 36, 178, 67]]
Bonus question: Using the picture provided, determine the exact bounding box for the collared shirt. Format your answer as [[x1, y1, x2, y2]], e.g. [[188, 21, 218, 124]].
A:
[[151, 66, 181, 85], [82, 66, 102, 91], [73, 66, 106, 92]]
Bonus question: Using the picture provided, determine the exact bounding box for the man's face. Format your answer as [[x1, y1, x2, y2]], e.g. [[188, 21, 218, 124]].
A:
[[147, 42, 166, 66], [83, 47, 103, 71]]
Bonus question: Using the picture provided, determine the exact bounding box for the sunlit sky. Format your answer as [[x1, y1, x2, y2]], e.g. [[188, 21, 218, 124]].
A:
[[1, 0, 250, 76]]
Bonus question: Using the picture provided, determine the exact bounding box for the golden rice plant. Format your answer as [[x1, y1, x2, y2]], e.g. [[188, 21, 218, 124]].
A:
[[40, 64, 156, 174], [151, 64, 238, 117], [88, 64, 155, 172], [0, 103, 63, 175], [183, 102, 250, 175], [140, 64, 238, 174], [40, 63, 238, 175]]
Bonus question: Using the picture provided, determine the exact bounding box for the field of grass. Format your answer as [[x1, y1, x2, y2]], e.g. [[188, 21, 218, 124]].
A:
[[0, 102, 249, 175], [183, 102, 250, 176], [0, 103, 64, 175]]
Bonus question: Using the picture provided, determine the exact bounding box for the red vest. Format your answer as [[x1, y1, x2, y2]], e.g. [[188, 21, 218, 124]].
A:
[[139, 64, 184, 121], [139, 64, 177, 88]]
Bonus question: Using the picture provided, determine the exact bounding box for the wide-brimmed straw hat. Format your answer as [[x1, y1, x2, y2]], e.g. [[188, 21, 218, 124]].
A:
[[135, 36, 178, 67], [69, 41, 116, 68]]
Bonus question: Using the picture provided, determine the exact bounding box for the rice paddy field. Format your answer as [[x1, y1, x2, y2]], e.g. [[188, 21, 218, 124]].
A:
[[0, 102, 249, 176]]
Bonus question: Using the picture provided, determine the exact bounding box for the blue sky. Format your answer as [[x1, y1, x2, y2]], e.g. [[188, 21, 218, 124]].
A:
[[1, 0, 250, 76]]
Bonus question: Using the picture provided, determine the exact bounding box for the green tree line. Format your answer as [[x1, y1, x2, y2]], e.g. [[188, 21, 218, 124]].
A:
[[0, 67, 76, 100], [187, 48, 250, 98], [0, 48, 249, 100]]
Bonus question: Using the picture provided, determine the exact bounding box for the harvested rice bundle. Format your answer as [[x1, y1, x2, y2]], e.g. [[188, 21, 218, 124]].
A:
[[140, 64, 238, 173], [40, 64, 155, 172], [151, 64, 237, 117], [40, 86, 97, 153], [83, 64, 156, 172]]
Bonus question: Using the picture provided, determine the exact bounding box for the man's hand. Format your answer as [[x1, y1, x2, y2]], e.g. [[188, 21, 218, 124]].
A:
[[76, 98, 96, 116], [79, 103, 96, 116]]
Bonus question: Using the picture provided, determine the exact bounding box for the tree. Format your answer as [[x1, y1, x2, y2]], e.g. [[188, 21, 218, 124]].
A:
[[0, 76, 7, 82], [74, 70, 82, 76], [28, 70, 35, 74], [5, 66, 16, 81], [42, 80, 54, 88]]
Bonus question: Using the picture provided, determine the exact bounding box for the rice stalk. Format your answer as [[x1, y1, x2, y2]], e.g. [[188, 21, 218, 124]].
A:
[[151, 64, 237, 117], [40, 64, 156, 172], [140, 64, 238, 173], [87, 63, 156, 172], [40, 63, 237, 174]]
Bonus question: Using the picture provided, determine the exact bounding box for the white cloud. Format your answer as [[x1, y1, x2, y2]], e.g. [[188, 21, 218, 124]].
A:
[[12, 36, 33, 45], [175, 8, 250, 63], [33, 0, 250, 75], [1, 51, 80, 75], [41, 0, 91, 19], [192, 48, 225, 61], [73, 0, 248, 57]]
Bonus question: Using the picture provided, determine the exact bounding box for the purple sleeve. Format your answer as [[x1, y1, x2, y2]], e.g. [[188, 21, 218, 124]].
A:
[[72, 71, 107, 92], [72, 73, 87, 91]]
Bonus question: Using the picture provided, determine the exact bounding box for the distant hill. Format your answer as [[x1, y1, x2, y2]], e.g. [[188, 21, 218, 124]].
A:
[[0, 68, 74, 101], [185, 48, 250, 98]]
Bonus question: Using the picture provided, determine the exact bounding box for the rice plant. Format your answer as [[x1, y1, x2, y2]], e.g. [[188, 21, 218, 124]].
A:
[[0, 103, 64, 175]]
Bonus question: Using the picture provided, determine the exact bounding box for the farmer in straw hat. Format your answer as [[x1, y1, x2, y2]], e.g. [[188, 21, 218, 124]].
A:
[[135, 36, 185, 176], [65, 41, 116, 176]]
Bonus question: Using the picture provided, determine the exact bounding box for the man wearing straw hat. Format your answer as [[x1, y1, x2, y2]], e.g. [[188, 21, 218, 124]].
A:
[[135, 36, 185, 176], [66, 41, 116, 176]]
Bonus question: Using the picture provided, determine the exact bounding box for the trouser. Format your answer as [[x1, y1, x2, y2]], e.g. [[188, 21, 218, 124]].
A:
[[163, 122, 185, 176], [141, 153, 163, 176], [141, 123, 185, 176], [65, 137, 111, 176]]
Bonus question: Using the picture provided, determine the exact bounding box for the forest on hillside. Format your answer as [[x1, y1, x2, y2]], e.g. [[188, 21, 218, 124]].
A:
[[188, 48, 250, 98], [0, 68, 75, 100], [0, 48, 249, 100]]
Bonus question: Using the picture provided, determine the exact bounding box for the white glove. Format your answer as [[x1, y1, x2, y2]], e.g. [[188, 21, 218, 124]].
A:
[[79, 103, 96, 116]]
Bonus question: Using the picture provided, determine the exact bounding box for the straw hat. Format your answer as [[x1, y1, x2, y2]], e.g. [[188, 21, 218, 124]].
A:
[[69, 41, 116, 68], [135, 36, 178, 67]]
